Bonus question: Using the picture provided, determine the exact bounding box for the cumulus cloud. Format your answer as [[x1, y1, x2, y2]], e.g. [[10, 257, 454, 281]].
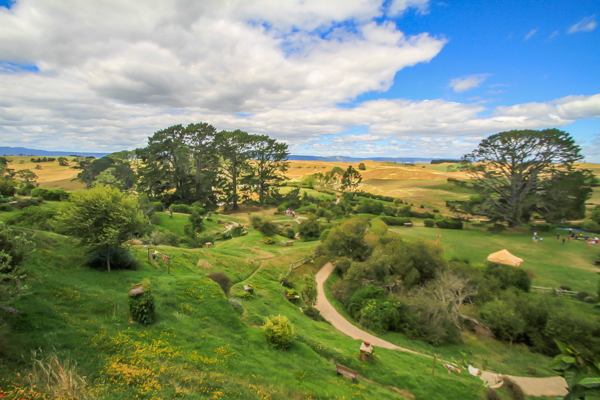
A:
[[0, 1, 599, 159], [568, 15, 597, 33], [448, 74, 490, 93], [524, 29, 537, 40]]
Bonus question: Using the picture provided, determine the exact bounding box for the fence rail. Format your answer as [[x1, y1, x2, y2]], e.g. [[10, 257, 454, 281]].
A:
[[285, 251, 317, 278], [531, 286, 578, 297]]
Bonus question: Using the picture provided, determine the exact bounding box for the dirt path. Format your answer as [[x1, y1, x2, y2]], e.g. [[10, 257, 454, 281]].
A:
[[315, 262, 568, 398]]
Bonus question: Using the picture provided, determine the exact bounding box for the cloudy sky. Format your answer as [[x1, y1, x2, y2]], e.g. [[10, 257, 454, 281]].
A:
[[1, 0, 599, 160]]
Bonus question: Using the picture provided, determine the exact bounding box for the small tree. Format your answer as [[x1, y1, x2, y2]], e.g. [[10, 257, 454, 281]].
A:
[[259, 220, 280, 237], [298, 216, 320, 241], [341, 166, 362, 192], [189, 208, 203, 233], [57, 157, 69, 166], [302, 273, 317, 307], [358, 162, 366, 171], [208, 271, 232, 294], [56, 185, 149, 272], [263, 315, 295, 349]]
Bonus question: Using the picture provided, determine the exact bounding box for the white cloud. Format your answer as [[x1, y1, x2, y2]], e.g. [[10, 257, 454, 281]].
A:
[[524, 29, 537, 40], [448, 74, 490, 93], [568, 15, 597, 33], [549, 30, 559, 39]]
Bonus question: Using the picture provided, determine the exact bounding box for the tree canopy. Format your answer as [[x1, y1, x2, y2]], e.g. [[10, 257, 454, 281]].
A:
[[57, 185, 149, 271], [461, 129, 593, 226]]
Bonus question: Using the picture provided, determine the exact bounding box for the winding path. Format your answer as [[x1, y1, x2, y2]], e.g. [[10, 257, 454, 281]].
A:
[[315, 262, 568, 398]]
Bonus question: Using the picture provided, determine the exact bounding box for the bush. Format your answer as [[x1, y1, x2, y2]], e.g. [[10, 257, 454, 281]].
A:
[[128, 280, 156, 325], [86, 247, 140, 270], [348, 285, 387, 318], [208, 271, 231, 294], [168, 204, 192, 214], [358, 163, 366, 171], [399, 295, 460, 345], [410, 210, 436, 219], [424, 218, 435, 227], [359, 299, 399, 333], [487, 223, 506, 233], [231, 225, 244, 237], [580, 220, 600, 234], [263, 315, 295, 350], [298, 216, 321, 241], [303, 306, 325, 322], [259, 221, 280, 237], [229, 298, 243, 312], [284, 228, 295, 239], [7, 207, 57, 231], [15, 197, 42, 209], [369, 218, 388, 235], [278, 274, 294, 288], [480, 299, 525, 344], [378, 216, 411, 226], [17, 183, 36, 196], [435, 218, 463, 229], [143, 229, 179, 247], [150, 202, 164, 213], [0, 180, 15, 197], [30, 188, 69, 201], [484, 264, 531, 292]]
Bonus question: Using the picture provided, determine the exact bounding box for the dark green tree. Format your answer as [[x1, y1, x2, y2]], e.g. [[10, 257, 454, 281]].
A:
[[462, 129, 586, 227], [136, 125, 193, 201], [244, 136, 290, 205], [341, 165, 362, 192], [214, 130, 253, 210], [185, 123, 218, 204]]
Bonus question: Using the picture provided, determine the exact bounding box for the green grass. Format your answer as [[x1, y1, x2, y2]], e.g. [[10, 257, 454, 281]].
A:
[[390, 225, 600, 293], [0, 224, 485, 399]]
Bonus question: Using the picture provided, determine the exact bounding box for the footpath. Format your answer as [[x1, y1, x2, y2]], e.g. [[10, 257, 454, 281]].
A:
[[315, 262, 568, 398]]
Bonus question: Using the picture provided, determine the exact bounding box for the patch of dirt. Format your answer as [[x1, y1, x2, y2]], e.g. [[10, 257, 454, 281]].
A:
[[197, 259, 212, 270]]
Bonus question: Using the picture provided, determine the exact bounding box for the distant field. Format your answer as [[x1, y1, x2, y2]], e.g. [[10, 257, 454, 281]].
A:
[[5, 156, 85, 191]]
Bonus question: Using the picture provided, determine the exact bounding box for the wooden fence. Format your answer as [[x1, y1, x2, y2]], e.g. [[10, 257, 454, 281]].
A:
[[284, 251, 317, 278], [531, 286, 578, 297]]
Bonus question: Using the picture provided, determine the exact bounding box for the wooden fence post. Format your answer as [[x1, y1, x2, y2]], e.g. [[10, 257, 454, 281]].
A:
[[432, 354, 437, 376]]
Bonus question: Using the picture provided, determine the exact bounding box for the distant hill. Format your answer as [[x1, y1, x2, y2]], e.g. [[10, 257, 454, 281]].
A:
[[0, 146, 109, 158], [1, 146, 437, 163], [288, 155, 434, 163]]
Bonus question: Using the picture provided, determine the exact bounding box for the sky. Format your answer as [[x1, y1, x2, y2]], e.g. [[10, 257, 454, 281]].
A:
[[0, 0, 599, 160]]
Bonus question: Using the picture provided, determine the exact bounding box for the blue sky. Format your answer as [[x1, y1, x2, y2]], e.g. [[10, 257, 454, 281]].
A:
[[0, 0, 599, 160]]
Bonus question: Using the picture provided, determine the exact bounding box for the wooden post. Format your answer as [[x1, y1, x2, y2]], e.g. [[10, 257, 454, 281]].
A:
[[167, 257, 171, 274], [432, 354, 437, 376], [147, 249, 150, 263]]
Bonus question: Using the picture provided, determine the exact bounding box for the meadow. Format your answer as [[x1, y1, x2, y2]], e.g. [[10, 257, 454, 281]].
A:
[[1, 156, 599, 399]]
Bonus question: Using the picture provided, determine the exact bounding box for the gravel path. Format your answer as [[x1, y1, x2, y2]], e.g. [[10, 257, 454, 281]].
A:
[[315, 262, 568, 398]]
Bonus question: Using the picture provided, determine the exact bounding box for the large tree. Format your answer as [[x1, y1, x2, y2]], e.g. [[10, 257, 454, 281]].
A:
[[341, 165, 362, 192], [185, 123, 218, 204], [214, 130, 254, 210], [461, 129, 590, 227], [57, 186, 149, 271], [244, 136, 290, 205]]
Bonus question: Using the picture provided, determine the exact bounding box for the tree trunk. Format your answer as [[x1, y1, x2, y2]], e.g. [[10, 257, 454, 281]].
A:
[[232, 163, 238, 210], [106, 245, 111, 272]]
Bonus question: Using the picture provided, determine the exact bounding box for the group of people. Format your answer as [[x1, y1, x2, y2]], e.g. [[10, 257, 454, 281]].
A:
[[285, 208, 296, 218], [532, 230, 599, 248]]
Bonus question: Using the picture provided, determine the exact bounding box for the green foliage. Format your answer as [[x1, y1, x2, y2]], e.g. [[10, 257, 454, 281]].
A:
[[484, 264, 531, 292], [480, 299, 525, 344], [0, 180, 15, 197], [284, 228, 295, 239], [435, 218, 463, 229], [399, 294, 461, 345], [262, 315, 295, 350], [56, 185, 150, 271], [580, 220, 600, 233], [341, 165, 362, 192], [298, 215, 321, 241], [356, 199, 384, 214], [258, 220, 280, 237], [592, 206, 600, 224], [86, 247, 140, 271], [358, 299, 399, 333], [208, 271, 232, 294], [7, 207, 57, 231], [15, 197, 42, 209], [128, 280, 156, 325], [348, 285, 387, 318], [322, 218, 370, 261], [302, 306, 324, 322], [369, 218, 388, 235], [358, 163, 366, 171], [551, 342, 600, 399], [0, 223, 34, 309], [301, 272, 317, 307], [410, 210, 436, 219], [487, 223, 506, 233], [169, 204, 192, 214], [378, 216, 411, 226], [424, 218, 435, 227], [143, 229, 180, 247], [188, 207, 203, 233], [30, 188, 69, 201], [278, 274, 294, 288]]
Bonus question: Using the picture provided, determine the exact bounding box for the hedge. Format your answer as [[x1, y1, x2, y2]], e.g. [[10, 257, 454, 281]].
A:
[[378, 216, 412, 226], [410, 210, 436, 219], [169, 204, 191, 214], [435, 218, 463, 229], [424, 219, 435, 227]]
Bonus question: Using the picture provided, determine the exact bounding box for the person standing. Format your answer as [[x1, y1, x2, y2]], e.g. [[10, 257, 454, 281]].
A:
[[562, 238, 566, 245], [556, 233, 560, 241]]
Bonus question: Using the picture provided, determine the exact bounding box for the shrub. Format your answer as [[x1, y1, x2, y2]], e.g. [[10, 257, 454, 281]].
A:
[[487, 223, 506, 233], [410, 210, 436, 219], [17, 183, 37, 196], [168, 204, 192, 214], [143, 229, 179, 247], [480, 299, 525, 344], [284, 228, 295, 239], [298, 216, 321, 241], [484, 264, 531, 292], [278, 274, 294, 288], [0, 180, 15, 197], [358, 162, 366, 171], [399, 295, 460, 345], [263, 315, 295, 350], [393, 198, 403, 205], [334, 257, 352, 276], [424, 218, 435, 227], [30, 188, 69, 201], [259, 221, 280, 237], [150, 202, 164, 213], [580, 220, 600, 234], [208, 271, 231, 294], [7, 207, 57, 231], [435, 218, 463, 229], [303, 306, 325, 322], [86, 247, 140, 270], [231, 225, 244, 237], [15, 197, 42, 209], [584, 296, 597, 304], [378, 216, 411, 226], [277, 204, 286, 212], [358, 299, 399, 333], [229, 298, 243, 311], [128, 280, 156, 325], [348, 285, 387, 318], [576, 291, 589, 301], [369, 218, 388, 235]]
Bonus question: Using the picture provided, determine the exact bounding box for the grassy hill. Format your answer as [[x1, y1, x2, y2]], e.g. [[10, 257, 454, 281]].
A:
[[0, 225, 484, 399]]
